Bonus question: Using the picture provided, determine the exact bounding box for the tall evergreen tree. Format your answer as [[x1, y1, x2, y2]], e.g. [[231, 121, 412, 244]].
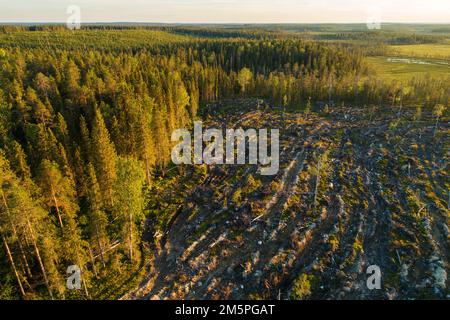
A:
[[91, 109, 117, 208], [37, 160, 91, 297], [86, 163, 109, 267], [113, 157, 145, 263], [1, 152, 63, 299]]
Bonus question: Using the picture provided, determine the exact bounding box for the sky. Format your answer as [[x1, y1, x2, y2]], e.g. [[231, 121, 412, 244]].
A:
[[0, 0, 449, 23]]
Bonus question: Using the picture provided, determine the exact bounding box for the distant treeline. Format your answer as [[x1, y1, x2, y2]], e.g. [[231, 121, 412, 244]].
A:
[[0, 25, 280, 41], [0, 25, 189, 33], [431, 27, 450, 33], [162, 27, 279, 40], [315, 31, 447, 45]]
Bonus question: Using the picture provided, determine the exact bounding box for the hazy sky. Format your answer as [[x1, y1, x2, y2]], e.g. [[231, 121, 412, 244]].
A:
[[0, 0, 449, 23]]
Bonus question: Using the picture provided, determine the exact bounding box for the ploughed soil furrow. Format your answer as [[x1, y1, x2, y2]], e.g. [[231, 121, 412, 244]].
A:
[[184, 145, 311, 299], [127, 102, 449, 300]]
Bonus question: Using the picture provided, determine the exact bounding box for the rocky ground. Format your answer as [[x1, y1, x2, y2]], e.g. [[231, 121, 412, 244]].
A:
[[125, 99, 449, 300]]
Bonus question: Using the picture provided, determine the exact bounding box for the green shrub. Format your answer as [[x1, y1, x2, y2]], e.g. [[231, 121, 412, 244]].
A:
[[244, 174, 262, 194], [290, 274, 313, 300], [232, 188, 243, 206]]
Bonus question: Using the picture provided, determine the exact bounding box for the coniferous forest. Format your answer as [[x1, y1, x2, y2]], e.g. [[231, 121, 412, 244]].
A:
[[0, 24, 449, 300]]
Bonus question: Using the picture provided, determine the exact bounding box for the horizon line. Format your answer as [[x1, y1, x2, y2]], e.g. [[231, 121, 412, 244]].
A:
[[1, 21, 450, 25]]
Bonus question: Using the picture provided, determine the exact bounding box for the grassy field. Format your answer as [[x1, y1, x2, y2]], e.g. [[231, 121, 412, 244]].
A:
[[366, 56, 450, 82], [389, 42, 450, 60]]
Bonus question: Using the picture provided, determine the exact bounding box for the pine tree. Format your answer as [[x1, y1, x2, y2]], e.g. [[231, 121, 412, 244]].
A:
[[37, 160, 91, 297], [1, 152, 63, 299], [26, 87, 52, 125], [305, 97, 312, 115], [24, 123, 59, 165], [174, 81, 190, 128], [91, 109, 117, 208], [55, 113, 70, 150], [113, 157, 145, 263], [237, 68, 253, 94], [152, 105, 170, 174], [79, 115, 92, 163], [188, 80, 199, 119], [0, 104, 12, 149], [8, 140, 32, 182], [37, 160, 77, 230], [137, 97, 156, 185], [86, 163, 109, 267], [433, 104, 445, 136], [63, 60, 80, 101], [56, 143, 75, 184], [0, 153, 26, 297]]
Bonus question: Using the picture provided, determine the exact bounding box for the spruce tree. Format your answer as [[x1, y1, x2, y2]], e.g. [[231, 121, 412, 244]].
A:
[[91, 109, 117, 208]]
